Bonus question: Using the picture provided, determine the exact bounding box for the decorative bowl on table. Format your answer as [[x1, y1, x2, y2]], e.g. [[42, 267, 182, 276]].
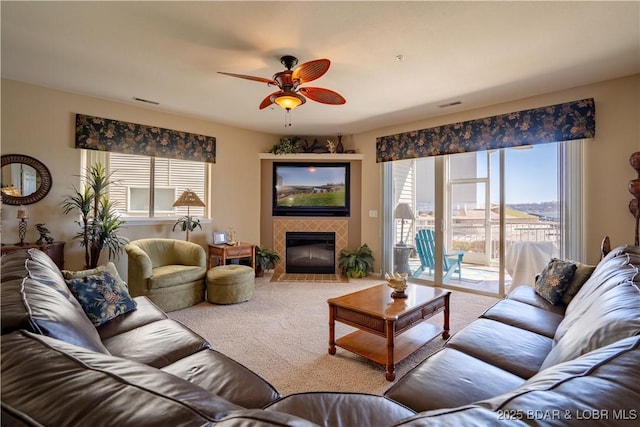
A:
[[385, 272, 408, 298]]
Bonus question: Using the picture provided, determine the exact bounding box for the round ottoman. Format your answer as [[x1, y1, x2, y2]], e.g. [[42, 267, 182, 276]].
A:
[[206, 265, 255, 304]]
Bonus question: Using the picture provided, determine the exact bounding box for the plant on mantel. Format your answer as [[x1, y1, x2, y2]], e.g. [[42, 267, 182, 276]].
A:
[[268, 135, 347, 154], [269, 137, 299, 154]]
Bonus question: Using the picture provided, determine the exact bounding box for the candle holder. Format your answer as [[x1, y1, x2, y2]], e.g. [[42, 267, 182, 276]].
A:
[[17, 218, 27, 246], [16, 207, 28, 246]]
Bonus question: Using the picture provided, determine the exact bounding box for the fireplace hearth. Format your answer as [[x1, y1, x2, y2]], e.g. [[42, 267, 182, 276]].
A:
[[285, 232, 336, 274]]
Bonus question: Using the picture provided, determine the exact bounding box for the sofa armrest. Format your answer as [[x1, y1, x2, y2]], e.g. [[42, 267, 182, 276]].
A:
[[125, 244, 153, 297]]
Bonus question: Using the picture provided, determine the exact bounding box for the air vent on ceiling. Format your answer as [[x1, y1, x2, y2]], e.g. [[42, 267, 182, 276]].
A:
[[439, 101, 462, 108], [132, 97, 159, 105]]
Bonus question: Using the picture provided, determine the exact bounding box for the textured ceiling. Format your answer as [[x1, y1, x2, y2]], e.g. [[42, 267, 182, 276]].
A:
[[2, 1, 638, 136]]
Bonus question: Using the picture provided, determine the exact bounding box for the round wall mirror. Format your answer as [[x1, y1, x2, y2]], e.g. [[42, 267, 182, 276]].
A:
[[1, 154, 52, 205]]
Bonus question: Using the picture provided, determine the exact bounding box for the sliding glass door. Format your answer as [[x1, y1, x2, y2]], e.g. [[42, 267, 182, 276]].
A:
[[387, 142, 575, 297]]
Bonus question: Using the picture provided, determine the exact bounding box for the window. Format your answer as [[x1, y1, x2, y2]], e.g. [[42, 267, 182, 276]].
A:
[[83, 150, 207, 218], [384, 141, 583, 297]]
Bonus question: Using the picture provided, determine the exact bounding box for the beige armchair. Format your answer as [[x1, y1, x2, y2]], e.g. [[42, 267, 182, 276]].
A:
[[125, 238, 206, 312]]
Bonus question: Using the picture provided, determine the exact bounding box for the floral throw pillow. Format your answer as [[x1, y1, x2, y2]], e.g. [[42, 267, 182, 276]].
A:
[[66, 271, 137, 326], [534, 258, 577, 305]]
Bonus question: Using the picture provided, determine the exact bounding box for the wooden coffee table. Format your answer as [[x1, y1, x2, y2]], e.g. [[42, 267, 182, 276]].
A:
[[328, 283, 450, 381]]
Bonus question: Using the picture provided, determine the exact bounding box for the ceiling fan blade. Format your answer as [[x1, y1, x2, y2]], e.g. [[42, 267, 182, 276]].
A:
[[218, 72, 277, 85], [292, 59, 330, 84], [299, 87, 346, 105], [259, 91, 280, 109]]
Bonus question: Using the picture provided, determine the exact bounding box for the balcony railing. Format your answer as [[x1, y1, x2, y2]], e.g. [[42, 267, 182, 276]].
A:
[[400, 217, 559, 265]]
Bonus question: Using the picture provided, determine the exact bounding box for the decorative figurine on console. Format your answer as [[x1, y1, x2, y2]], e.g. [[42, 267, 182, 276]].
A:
[[227, 227, 238, 245], [35, 223, 54, 244]]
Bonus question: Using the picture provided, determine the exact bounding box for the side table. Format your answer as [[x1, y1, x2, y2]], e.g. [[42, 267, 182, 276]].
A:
[[208, 242, 256, 270], [1, 241, 65, 269]]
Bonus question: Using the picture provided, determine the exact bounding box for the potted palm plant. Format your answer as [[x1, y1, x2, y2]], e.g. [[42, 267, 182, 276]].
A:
[[338, 243, 375, 278], [255, 246, 280, 277], [62, 163, 128, 269]]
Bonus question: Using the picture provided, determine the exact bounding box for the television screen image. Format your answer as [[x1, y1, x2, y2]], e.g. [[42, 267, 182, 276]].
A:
[[273, 162, 350, 216]]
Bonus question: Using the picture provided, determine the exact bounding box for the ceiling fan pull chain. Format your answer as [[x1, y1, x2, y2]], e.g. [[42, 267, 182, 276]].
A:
[[285, 110, 293, 127]]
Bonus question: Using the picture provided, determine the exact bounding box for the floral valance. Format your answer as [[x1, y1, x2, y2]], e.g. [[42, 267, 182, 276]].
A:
[[376, 98, 595, 163], [75, 114, 216, 163]]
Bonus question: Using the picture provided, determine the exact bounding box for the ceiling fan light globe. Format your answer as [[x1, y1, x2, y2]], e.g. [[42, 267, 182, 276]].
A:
[[272, 92, 305, 111]]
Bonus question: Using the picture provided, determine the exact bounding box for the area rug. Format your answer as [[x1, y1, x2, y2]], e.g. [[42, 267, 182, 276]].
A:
[[168, 275, 498, 396]]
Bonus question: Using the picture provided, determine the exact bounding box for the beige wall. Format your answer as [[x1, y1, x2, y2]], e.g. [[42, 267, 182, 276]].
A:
[[1, 79, 278, 275], [2, 75, 639, 278], [353, 74, 640, 268]]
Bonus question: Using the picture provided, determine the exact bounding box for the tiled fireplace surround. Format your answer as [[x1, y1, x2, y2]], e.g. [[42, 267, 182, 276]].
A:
[[273, 218, 348, 277]]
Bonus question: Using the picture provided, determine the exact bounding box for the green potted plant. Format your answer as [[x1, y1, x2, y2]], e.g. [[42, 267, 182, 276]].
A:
[[62, 163, 128, 269], [268, 137, 299, 155], [255, 246, 280, 277], [338, 243, 375, 278]]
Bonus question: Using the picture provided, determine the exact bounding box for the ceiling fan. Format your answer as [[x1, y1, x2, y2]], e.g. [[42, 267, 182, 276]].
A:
[[218, 55, 346, 112]]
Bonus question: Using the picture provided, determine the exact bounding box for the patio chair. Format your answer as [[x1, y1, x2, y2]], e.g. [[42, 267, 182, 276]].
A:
[[411, 229, 463, 283]]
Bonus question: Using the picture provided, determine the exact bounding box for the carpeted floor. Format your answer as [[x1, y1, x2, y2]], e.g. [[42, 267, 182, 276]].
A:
[[168, 274, 498, 396]]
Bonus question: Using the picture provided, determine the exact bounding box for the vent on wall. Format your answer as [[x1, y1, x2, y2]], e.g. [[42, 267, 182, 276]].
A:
[[132, 97, 160, 105]]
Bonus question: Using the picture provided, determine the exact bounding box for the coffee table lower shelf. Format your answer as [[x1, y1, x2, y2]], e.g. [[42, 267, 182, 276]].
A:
[[335, 322, 442, 367]]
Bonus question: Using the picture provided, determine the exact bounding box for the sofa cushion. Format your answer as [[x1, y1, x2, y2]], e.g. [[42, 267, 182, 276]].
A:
[[540, 278, 640, 370], [478, 335, 640, 424], [565, 247, 640, 321], [265, 392, 416, 427], [481, 299, 564, 338], [101, 318, 210, 368], [534, 258, 576, 305], [505, 285, 566, 315], [149, 265, 206, 289], [1, 331, 242, 427], [215, 409, 320, 426], [0, 249, 109, 354], [557, 248, 639, 342], [384, 348, 525, 413], [446, 318, 553, 379], [97, 296, 167, 340], [65, 270, 137, 326], [162, 348, 281, 409], [392, 406, 524, 427]]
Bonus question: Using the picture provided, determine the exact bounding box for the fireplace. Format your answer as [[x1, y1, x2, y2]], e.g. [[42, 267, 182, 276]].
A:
[[285, 232, 336, 274], [272, 218, 347, 279]]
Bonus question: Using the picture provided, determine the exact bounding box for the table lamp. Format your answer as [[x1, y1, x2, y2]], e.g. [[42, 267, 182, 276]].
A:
[[173, 190, 206, 240], [394, 203, 414, 246]]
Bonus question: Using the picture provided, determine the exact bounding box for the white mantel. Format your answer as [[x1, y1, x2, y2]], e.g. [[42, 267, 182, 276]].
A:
[[258, 153, 364, 160]]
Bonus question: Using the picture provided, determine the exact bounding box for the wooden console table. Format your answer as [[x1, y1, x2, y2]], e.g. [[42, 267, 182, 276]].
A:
[[1, 241, 65, 269], [207, 242, 255, 270]]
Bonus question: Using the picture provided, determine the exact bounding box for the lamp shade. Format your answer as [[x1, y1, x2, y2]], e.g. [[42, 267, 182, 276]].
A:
[[173, 190, 205, 208], [272, 92, 306, 111], [394, 203, 414, 220]]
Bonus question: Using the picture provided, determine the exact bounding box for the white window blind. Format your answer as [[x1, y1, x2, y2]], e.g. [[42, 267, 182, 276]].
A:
[[84, 151, 207, 218]]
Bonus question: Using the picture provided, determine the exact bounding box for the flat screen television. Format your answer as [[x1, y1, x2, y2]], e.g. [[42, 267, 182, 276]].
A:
[[272, 162, 350, 217]]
